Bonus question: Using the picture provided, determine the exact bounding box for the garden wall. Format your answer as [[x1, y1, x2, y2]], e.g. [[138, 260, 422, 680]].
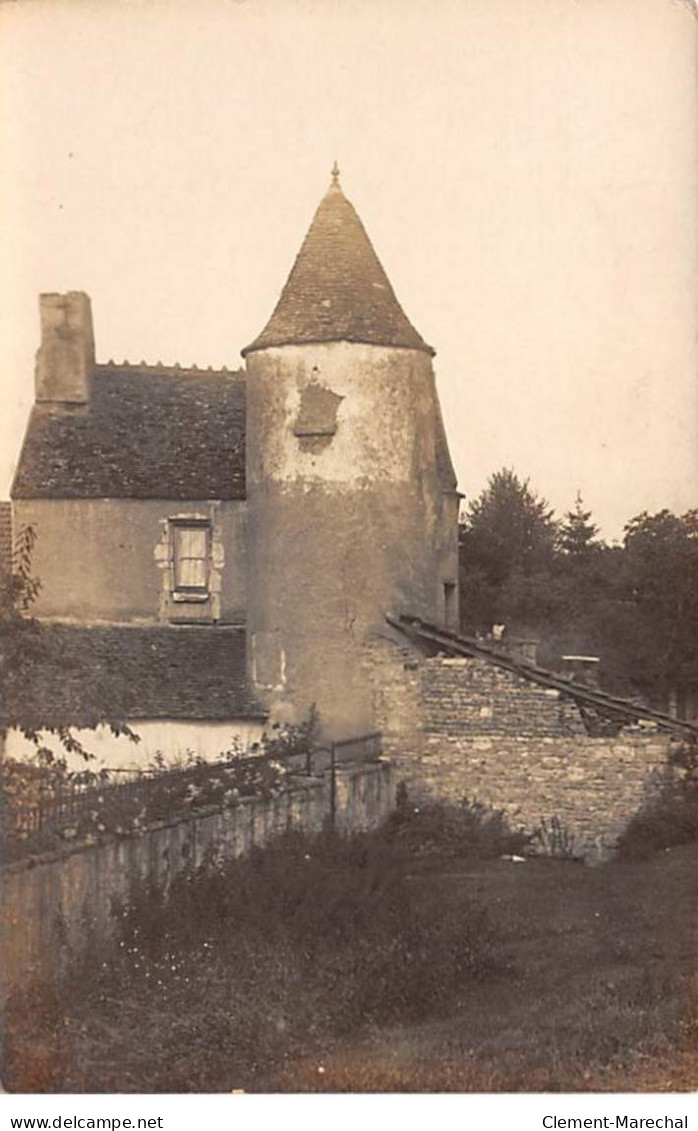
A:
[[401, 731, 672, 862], [369, 641, 675, 861], [0, 760, 393, 995]]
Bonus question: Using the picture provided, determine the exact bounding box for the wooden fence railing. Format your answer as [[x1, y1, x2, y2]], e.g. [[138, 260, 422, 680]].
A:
[[1, 732, 384, 861]]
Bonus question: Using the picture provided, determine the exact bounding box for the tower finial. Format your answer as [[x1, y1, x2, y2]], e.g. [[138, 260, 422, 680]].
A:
[[331, 160, 340, 186]]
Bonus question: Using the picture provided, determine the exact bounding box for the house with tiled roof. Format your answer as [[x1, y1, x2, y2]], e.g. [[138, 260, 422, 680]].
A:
[[6, 168, 460, 770]]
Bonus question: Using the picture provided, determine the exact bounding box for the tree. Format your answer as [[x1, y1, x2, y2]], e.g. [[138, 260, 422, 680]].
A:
[[459, 467, 697, 710], [599, 509, 698, 703], [540, 492, 612, 661], [0, 524, 46, 739], [459, 468, 557, 633], [463, 468, 557, 584], [557, 492, 602, 559]]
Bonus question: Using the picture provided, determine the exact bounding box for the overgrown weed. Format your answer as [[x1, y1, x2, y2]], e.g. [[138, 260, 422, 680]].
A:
[[3, 827, 492, 1091], [381, 784, 531, 860]]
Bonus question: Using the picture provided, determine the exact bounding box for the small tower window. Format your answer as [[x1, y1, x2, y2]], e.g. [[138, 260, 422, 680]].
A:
[[443, 581, 458, 630]]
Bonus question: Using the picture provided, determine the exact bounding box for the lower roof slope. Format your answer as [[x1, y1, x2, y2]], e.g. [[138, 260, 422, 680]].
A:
[[12, 364, 246, 500], [2, 624, 263, 730]]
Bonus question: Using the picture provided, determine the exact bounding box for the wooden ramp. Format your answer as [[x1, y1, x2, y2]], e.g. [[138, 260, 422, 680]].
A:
[[387, 613, 698, 740]]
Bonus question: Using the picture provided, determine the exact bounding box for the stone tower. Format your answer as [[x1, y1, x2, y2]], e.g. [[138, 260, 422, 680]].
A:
[[242, 168, 459, 736]]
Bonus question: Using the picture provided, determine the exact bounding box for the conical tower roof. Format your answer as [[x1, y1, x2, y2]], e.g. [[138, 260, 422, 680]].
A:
[[242, 167, 434, 357]]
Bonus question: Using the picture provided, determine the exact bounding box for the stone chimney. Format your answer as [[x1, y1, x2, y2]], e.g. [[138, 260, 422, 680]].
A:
[[35, 291, 95, 404]]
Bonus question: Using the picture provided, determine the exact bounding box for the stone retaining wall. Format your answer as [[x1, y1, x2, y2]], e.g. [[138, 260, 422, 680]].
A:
[[369, 639, 675, 861], [401, 731, 672, 862], [0, 760, 394, 995]]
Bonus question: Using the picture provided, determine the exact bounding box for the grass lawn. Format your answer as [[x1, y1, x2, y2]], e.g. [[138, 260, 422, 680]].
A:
[[4, 831, 697, 1093], [271, 844, 698, 1092]]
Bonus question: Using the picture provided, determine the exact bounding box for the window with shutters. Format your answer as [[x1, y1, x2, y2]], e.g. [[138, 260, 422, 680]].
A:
[[171, 520, 210, 601]]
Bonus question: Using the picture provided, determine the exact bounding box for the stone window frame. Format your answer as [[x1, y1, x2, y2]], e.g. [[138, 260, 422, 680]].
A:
[[170, 518, 211, 602], [155, 507, 225, 623]]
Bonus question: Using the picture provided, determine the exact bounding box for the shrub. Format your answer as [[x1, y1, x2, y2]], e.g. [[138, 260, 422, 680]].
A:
[[380, 785, 531, 860], [616, 778, 698, 860], [4, 828, 493, 1091]]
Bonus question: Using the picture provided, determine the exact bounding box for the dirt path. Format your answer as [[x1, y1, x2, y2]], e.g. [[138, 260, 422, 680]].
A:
[[272, 1033, 698, 1093]]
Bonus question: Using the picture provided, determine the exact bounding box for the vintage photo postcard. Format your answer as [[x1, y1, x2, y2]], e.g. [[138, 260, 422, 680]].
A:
[[0, 0, 696, 1100]]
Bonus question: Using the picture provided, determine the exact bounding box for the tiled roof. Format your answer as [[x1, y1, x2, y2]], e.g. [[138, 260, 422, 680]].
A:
[[11, 365, 246, 500], [1, 624, 263, 730], [242, 176, 434, 357], [0, 501, 11, 575]]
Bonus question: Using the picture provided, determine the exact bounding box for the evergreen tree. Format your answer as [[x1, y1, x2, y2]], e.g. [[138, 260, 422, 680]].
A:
[[557, 492, 602, 558], [545, 494, 612, 664], [459, 469, 557, 633]]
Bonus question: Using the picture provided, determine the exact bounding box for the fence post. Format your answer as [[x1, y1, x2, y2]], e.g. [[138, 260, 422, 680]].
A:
[[329, 743, 336, 831], [0, 758, 5, 850]]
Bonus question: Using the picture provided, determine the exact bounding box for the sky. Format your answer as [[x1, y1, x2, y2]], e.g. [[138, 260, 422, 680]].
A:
[[0, 0, 696, 539]]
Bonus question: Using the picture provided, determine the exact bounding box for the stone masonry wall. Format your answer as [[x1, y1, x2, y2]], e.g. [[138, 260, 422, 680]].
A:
[[421, 657, 585, 737], [0, 760, 394, 995], [413, 732, 672, 862], [368, 639, 675, 861]]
